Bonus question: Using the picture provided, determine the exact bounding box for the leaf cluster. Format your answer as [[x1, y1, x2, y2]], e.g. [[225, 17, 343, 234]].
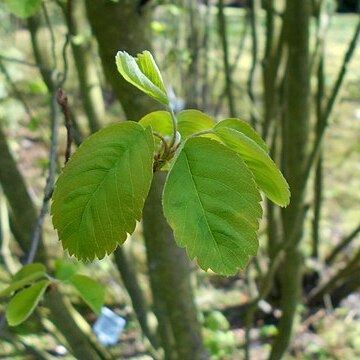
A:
[[1, 261, 105, 326], [51, 50, 290, 276]]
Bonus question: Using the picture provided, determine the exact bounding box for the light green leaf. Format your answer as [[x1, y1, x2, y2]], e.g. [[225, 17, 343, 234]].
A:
[[1, 264, 47, 298], [177, 110, 216, 139], [68, 274, 105, 314], [163, 138, 263, 275], [0, 273, 46, 298], [116, 50, 168, 105], [4, 0, 41, 18], [55, 259, 78, 281], [6, 280, 49, 326], [139, 111, 173, 138], [216, 118, 269, 152], [51, 122, 154, 261], [13, 263, 46, 282], [214, 126, 290, 207]]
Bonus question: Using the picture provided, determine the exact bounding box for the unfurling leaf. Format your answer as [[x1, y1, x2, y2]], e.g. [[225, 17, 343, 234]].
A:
[[6, 280, 49, 326], [177, 110, 216, 139], [51, 122, 154, 261], [163, 137, 262, 275], [68, 274, 105, 314], [115, 50, 169, 105], [139, 109, 216, 141], [55, 259, 78, 281], [214, 125, 290, 207], [216, 118, 268, 152]]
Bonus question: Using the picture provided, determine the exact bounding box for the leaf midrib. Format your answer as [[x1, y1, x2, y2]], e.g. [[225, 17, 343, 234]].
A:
[[182, 148, 225, 269], [77, 146, 130, 256]]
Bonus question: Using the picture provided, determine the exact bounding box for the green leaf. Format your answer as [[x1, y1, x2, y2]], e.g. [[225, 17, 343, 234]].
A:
[[13, 263, 46, 282], [0, 274, 46, 298], [116, 50, 169, 105], [6, 280, 49, 326], [55, 259, 78, 281], [68, 274, 105, 314], [163, 137, 263, 275], [51, 122, 155, 261], [177, 110, 216, 139], [4, 0, 41, 18], [139, 111, 173, 138], [214, 126, 290, 207], [216, 118, 268, 152], [1, 264, 47, 298]]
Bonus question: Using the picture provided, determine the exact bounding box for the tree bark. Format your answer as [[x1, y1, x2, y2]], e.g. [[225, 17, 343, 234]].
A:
[[270, 0, 311, 358], [85, 0, 159, 119], [143, 172, 207, 360]]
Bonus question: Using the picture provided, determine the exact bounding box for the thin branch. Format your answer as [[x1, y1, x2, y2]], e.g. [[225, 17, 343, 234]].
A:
[[325, 223, 360, 265], [0, 55, 44, 69], [308, 247, 360, 304], [0, 60, 33, 119], [304, 19, 360, 182], [247, 0, 260, 128], [42, 1, 57, 70], [57, 89, 72, 164], [217, 0, 236, 117], [26, 92, 60, 264]]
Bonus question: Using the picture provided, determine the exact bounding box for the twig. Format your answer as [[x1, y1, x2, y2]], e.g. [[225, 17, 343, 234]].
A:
[[26, 92, 60, 264], [247, 0, 260, 128], [325, 223, 360, 265], [308, 248, 360, 304], [42, 1, 57, 70], [57, 89, 72, 164], [217, 0, 236, 117], [304, 19, 360, 182], [0, 60, 33, 119], [0, 55, 45, 69]]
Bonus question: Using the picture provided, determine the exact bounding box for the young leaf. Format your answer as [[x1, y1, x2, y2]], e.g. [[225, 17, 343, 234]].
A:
[[4, 0, 41, 18], [216, 118, 269, 152], [139, 111, 173, 138], [0, 273, 46, 298], [163, 138, 263, 275], [177, 110, 216, 139], [214, 126, 290, 207], [68, 274, 105, 314], [51, 122, 155, 261], [0, 264, 47, 298], [115, 50, 169, 105], [6, 280, 49, 326], [55, 259, 78, 281], [13, 263, 46, 282]]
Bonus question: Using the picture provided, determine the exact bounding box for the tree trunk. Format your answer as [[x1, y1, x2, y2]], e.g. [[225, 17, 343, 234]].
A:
[[85, 0, 159, 119], [143, 172, 207, 360], [269, 0, 310, 358], [85, 1, 207, 358]]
